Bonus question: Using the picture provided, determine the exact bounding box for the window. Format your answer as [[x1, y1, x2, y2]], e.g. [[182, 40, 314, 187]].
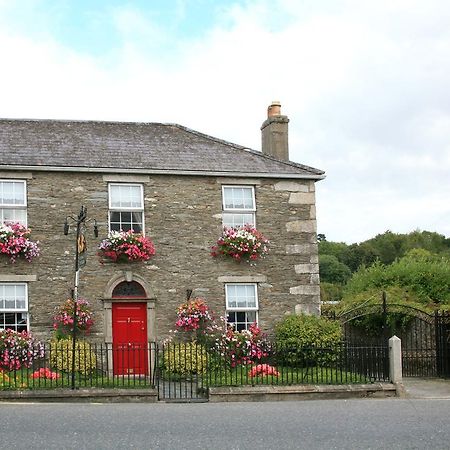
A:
[[222, 185, 255, 228], [225, 284, 258, 331], [108, 183, 144, 233], [0, 180, 27, 225], [0, 283, 28, 332]]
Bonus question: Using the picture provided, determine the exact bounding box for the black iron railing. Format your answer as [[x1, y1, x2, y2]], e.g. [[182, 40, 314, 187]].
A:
[[0, 341, 157, 390], [0, 340, 390, 393]]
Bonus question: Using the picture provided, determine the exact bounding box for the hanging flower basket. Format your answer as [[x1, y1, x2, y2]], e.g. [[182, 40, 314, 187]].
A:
[[53, 298, 94, 338], [0, 222, 40, 263], [211, 225, 269, 263], [175, 298, 214, 333], [98, 230, 156, 263]]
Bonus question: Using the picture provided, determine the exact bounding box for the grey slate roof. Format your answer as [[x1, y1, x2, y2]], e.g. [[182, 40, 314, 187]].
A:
[[0, 118, 324, 178]]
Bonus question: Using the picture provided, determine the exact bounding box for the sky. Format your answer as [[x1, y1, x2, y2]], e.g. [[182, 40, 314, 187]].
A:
[[1, 0, 449, 244]]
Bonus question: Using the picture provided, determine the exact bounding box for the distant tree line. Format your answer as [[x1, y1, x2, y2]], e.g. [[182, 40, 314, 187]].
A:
[[319, 230, 450, 313]]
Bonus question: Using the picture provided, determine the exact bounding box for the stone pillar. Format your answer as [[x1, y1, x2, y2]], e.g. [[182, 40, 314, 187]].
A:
[[389, 335, 402, 383]]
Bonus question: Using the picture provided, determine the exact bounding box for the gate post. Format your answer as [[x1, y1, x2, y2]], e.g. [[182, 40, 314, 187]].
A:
[[389, 335, 402, 383]]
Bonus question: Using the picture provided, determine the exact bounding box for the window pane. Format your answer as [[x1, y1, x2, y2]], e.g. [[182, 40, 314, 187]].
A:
[[227, 311, 257, 331], [110, 185, 142, 208], [0, 284, 28, 331], [1, 208, 26, 225], [0, 312, 28, 332], [226, 284, 256, 309], [222, 213, 255, 228], [109, 211, 143, 233], [223, 187, 254, 210], [0, 182, 25, 206]]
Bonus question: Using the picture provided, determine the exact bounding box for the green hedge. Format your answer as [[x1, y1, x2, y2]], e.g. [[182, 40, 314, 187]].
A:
[[274, 314, 343, 366]]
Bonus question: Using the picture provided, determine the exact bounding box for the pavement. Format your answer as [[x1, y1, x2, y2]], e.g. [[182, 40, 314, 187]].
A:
[[402, 377, 450, 399]]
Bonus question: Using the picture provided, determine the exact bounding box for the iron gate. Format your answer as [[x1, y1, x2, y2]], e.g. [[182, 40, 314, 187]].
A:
[[155, 342, 209, 402], [331, 294, 450, 378]]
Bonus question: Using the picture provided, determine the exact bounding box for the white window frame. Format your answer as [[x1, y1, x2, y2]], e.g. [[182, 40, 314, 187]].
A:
[[221, 185, 256, 228], [108, 183, 144, 233], [0, 179, 27, 226], [0, 283, 29, 332], [225, 283, 259, 331]]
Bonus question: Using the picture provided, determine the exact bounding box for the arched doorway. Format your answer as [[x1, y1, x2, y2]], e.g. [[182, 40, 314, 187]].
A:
[[112, 281, 148, 376], [103, 273, 156, 376]]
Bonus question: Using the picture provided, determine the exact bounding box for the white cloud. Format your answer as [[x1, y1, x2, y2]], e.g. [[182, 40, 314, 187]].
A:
[[0, 0, 449, 242]]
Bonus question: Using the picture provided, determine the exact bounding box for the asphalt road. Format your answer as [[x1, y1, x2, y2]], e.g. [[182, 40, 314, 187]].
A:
[[0, 398, 449, 450]]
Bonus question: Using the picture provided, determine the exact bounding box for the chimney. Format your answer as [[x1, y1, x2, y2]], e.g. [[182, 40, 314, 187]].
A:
[[261, 101, 289, 161]]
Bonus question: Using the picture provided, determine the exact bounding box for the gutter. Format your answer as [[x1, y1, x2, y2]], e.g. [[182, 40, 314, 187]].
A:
[[0, 165, 326, 181]]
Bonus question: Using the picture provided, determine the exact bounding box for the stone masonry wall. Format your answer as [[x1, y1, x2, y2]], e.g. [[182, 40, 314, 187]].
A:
[[0, 170, 320, 341]]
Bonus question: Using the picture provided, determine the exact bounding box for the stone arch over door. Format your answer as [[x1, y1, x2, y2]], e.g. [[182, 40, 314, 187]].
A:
[[103, 271, 157, 344]]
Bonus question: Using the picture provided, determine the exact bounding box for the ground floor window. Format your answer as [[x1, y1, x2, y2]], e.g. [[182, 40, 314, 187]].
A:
[[0, 283, 28, 332], [225, 283, 258, 331]]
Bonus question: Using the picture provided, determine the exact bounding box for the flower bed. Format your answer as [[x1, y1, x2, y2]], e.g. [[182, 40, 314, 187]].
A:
[[211, 225, 269, 263], [98, 230, 155, 262], [0, 222, 40, 263]]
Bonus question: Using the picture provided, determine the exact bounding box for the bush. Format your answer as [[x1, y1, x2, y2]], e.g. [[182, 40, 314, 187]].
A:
[[344, 253, 450, 306], [163, 341, 208, 376], [50, 339, 97, 375], [320, 282, 344, 303], [274, 314, 342, 366]]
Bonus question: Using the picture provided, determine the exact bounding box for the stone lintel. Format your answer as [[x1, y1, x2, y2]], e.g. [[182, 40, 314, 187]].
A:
[[0, 172, 33, 179], [102, 174, 150, 183], [218, 275, 267, 283], [216, 178, 261, 185], [0, 274, 37, 282]]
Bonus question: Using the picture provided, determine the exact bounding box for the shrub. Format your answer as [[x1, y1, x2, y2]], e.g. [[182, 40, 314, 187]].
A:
[[50, 339, 97, 375], [344, 253, 450, 305], [0, 329, 44, 371], [163, 341, 208, 376], [320, 282, 344, 303], [274, 314, 343, 366]]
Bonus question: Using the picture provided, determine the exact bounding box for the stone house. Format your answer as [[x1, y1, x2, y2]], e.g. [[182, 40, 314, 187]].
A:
[[0, 102, 325, 350]]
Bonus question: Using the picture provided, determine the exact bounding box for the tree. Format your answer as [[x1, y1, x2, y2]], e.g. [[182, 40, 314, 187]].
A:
[[319, 254, 352, 284]]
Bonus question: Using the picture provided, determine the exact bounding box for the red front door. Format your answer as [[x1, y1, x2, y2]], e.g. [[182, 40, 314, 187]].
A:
[[112, 303, 148, 375]]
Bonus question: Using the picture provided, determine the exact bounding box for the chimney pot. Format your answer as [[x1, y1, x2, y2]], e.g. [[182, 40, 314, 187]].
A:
[[267, 101, 282, 117]]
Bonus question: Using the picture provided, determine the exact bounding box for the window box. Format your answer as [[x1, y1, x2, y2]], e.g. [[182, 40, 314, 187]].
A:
[[98, 230, 155, 263], [0, 223, 40, 263], [211, 225, 269, 263]]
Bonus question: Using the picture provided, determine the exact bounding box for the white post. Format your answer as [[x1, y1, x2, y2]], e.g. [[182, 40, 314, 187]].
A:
[[389, 335, 402, 383]]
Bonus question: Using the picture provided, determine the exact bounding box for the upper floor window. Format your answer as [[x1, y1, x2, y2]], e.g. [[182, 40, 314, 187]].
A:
[[108, 183, 144, 233], [0, 283, 28, 332], [0, 180, 27, 225], [225, 283, 258, 331], [222, 185, 255, 228]]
